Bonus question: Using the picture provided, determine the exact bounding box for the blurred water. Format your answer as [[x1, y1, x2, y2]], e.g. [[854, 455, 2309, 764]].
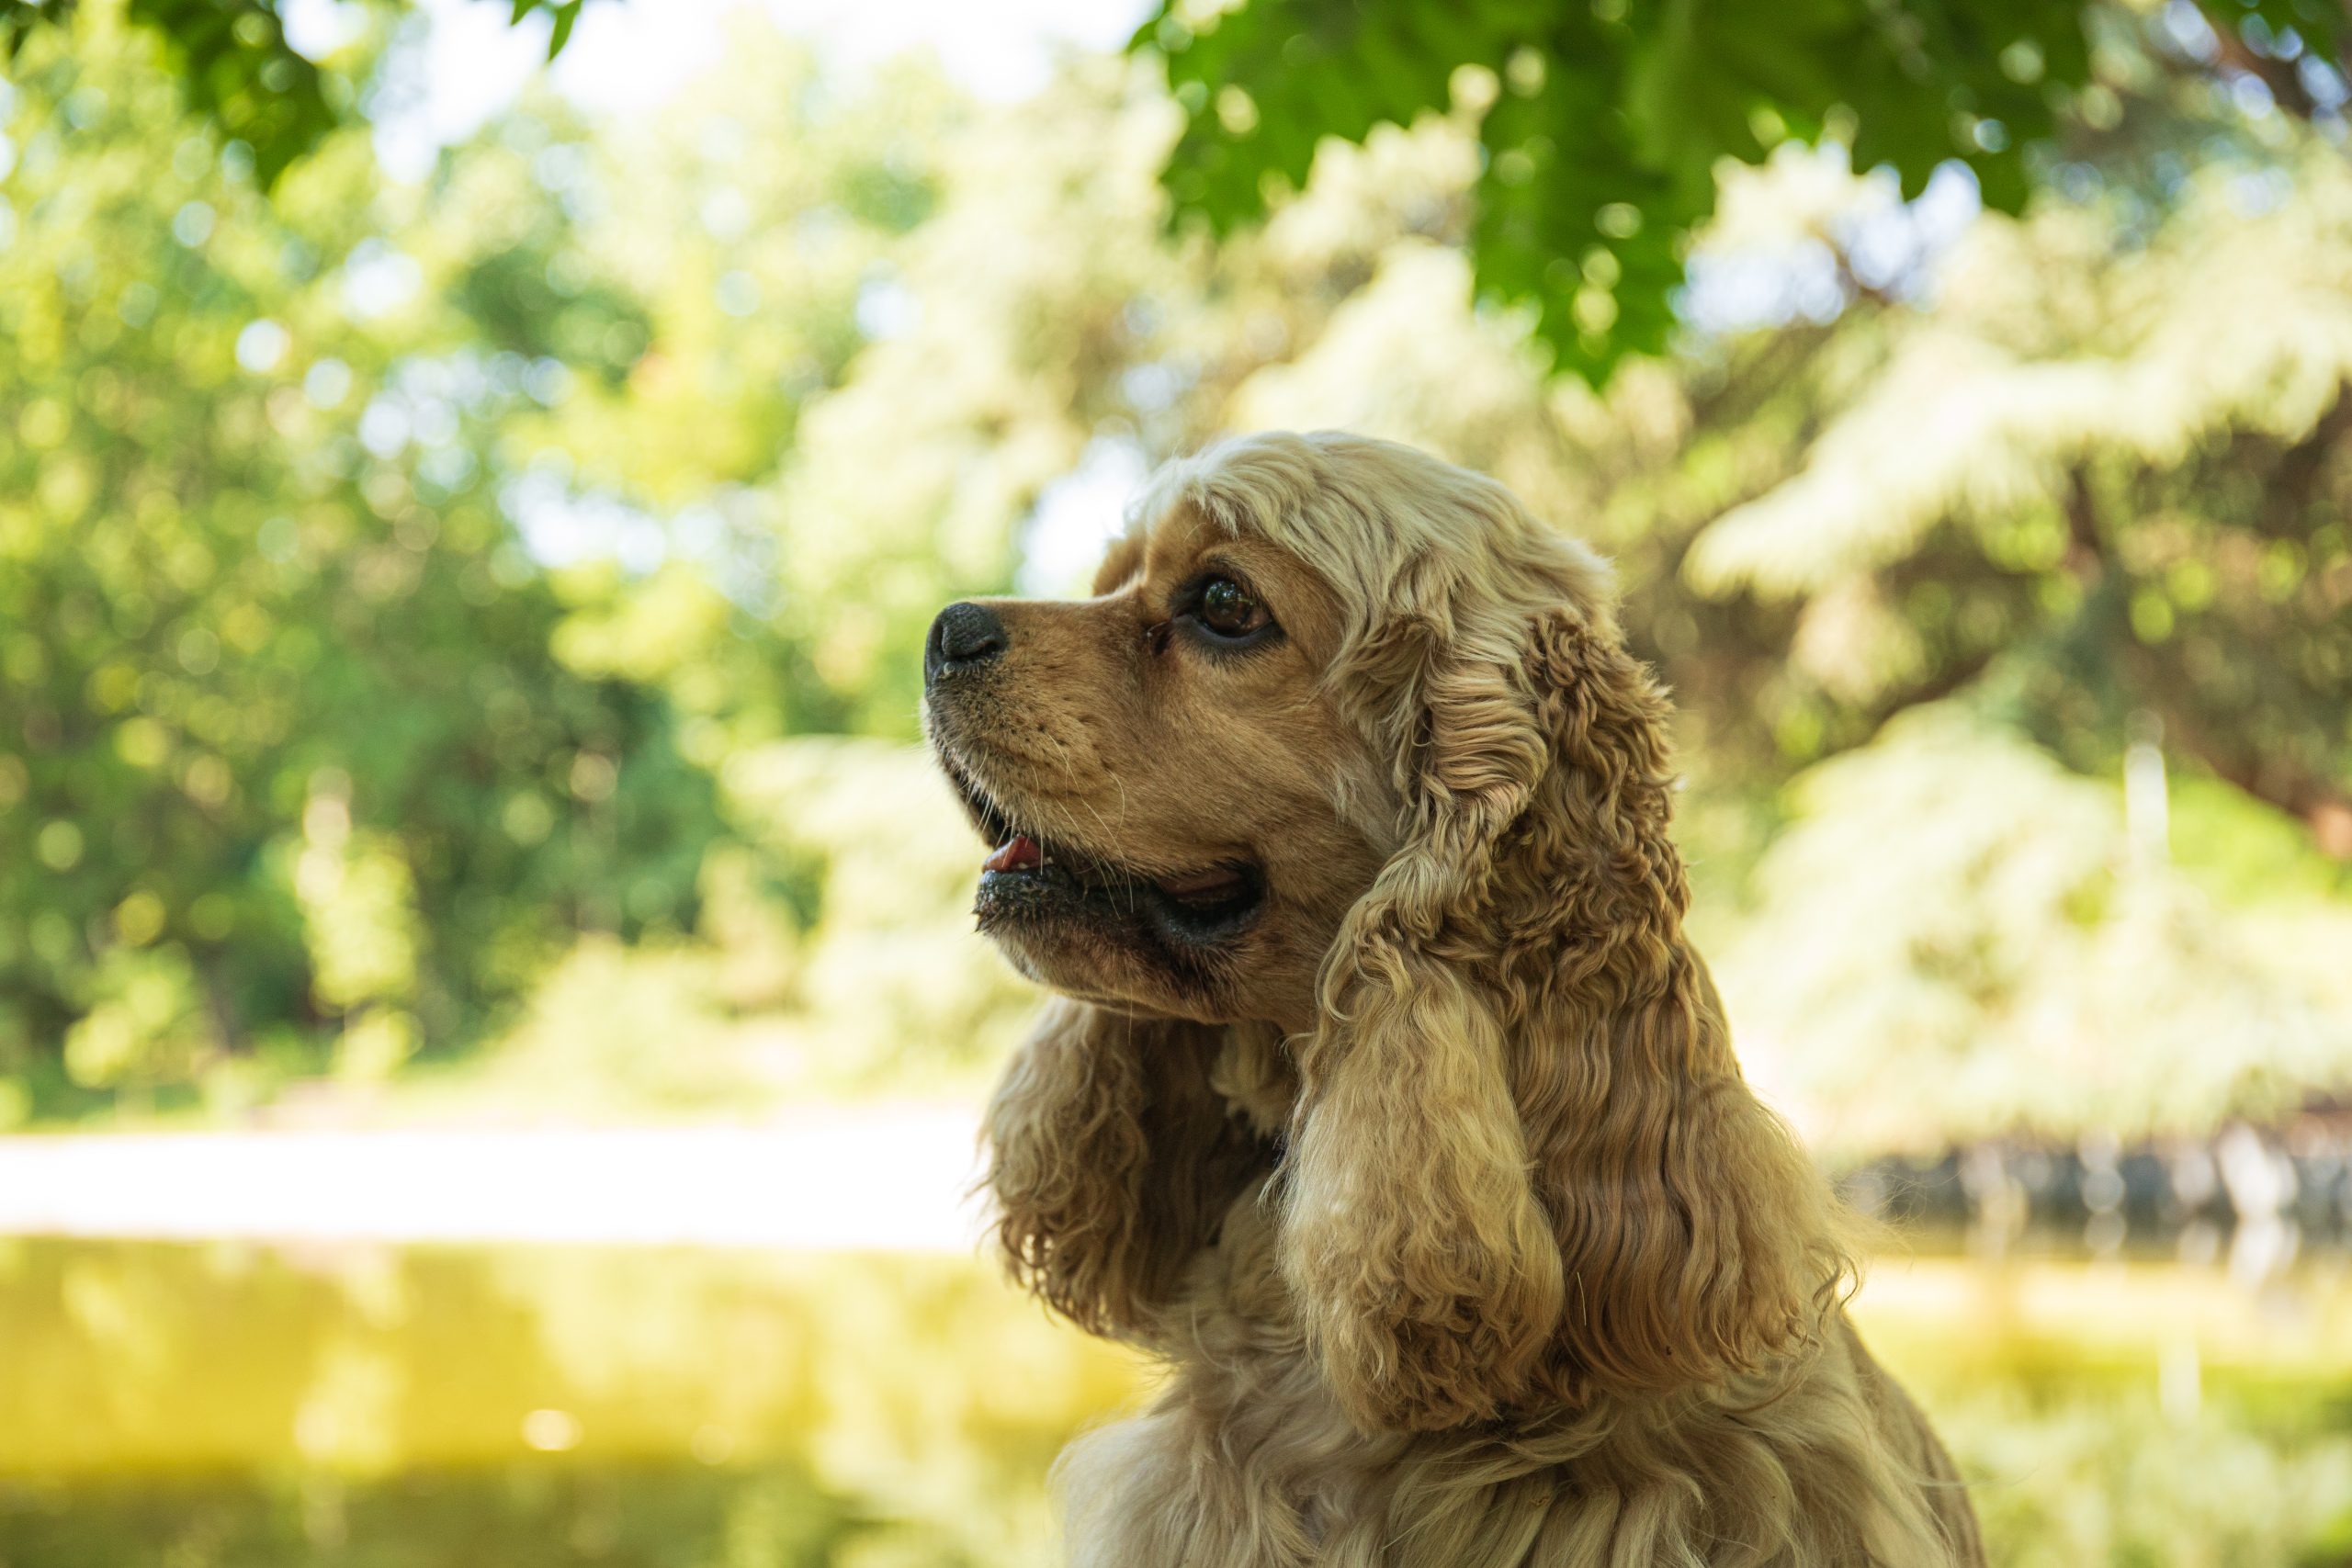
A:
[[0, 1239, 1146, 1567], [1, 1237, 2347, 1567]]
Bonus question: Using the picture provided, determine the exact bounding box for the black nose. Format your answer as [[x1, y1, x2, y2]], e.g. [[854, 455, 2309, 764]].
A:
[[925, 601, 1007, 685]]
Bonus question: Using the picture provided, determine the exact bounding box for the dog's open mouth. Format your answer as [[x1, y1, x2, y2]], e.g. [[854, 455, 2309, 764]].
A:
[[944, 758, 1265, 947]]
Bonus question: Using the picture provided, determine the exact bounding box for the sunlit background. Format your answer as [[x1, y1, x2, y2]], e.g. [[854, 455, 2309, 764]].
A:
[[5, 0, 2352, 1562]]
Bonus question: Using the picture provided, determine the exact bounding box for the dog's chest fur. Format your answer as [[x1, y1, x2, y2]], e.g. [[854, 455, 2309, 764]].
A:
[[1047, 1039, 1981, 1568]]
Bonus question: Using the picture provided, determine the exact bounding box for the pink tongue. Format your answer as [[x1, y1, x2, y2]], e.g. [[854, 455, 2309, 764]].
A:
[[984, 833, 1044, 874]]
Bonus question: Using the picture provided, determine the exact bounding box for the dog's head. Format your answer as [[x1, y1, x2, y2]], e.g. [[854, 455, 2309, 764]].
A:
[[932, 432, 1842, 1432], [928, 439, 1411, 1029]]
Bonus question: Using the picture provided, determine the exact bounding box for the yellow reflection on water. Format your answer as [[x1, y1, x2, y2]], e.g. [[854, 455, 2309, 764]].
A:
[[0, 1239, 1154, 1568], [1, 1239, 2348, 1567], [0, 1240, 1152, 1477]]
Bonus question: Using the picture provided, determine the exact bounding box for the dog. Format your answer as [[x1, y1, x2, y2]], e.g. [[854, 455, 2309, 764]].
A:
[[922, 432, 1984, 1567]]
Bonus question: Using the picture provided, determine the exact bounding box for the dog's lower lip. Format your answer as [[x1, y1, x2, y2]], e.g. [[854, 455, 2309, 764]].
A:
[[942, 751, 1265, 942], [971, 842, 1266, 946], [976, 836, 1258, 910]]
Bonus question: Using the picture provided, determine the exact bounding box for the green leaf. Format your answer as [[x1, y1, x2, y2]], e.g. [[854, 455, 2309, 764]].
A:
[[124, 0, 338, 189], [547, 0, 582, 60], [1147, 0, 1518, 235], [1135, 0, 2148, 385]]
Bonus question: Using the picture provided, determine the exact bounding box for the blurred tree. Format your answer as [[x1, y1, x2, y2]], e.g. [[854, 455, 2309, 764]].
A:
[[1136, 0, 2350, 382], [5, 0, 2347, 1146], [0, 0, 584, 187], [500, 25, 2348, 1142], [1716, 708, 2352, 1150], [469, 28, 966, 742], [1679, 148, 2352, 856], [0, 10, 719, 1114], [1189, 82, 2352, 1134]]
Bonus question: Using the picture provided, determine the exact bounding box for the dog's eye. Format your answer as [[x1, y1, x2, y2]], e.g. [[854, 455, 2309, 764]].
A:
[[1193, 576, 1268, 639]]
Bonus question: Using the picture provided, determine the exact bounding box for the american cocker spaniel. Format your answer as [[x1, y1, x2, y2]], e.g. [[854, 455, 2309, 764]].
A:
[[922, 432, 1983, 1568]]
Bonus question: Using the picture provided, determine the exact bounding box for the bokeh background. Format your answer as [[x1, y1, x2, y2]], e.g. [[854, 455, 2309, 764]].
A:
[[4, 0, 2352, 1563]]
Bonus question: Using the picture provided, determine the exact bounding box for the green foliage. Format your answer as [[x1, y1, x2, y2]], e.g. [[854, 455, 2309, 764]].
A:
[[0, 17, 722, 1111], [718, 739, 1038, 1084], [433, 735, 1046, 1113], [1715, 708, 2352, 1151], [5, 0, 2348, 1149], [0, 0, 591, 187], [1951, 1394, 2352, 1568], [1136, 0, 2344, 383], [446, 32, 972, 741], [5, 0, 339, 190], [1082, 66, 2352, 1134], [120, 0, 334, 188], [1679, 143, 2352, 855]]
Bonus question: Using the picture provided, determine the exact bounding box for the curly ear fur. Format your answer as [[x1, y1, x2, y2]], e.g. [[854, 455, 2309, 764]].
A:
[[1284, 575, 1848, 1434], [1508, 616, 1849, 1406], [1279, 605, 1571, 1430], [984, 998, 1268, 1337]]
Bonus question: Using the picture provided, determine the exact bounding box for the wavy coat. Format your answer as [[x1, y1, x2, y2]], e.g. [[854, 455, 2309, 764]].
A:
[[969, 433, 1983, 1567]]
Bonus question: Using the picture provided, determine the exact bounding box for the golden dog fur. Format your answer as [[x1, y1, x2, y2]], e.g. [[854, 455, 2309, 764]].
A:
[[923, 432, 1984, 1567]]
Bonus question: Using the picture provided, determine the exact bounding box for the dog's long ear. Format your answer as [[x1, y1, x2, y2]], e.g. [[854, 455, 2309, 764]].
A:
[[1282, 575, 1841, 1432], [984, 998, 1261, 1337], [1507, 616, 1843, 1410], [1278, 595, 1570, 1432]]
